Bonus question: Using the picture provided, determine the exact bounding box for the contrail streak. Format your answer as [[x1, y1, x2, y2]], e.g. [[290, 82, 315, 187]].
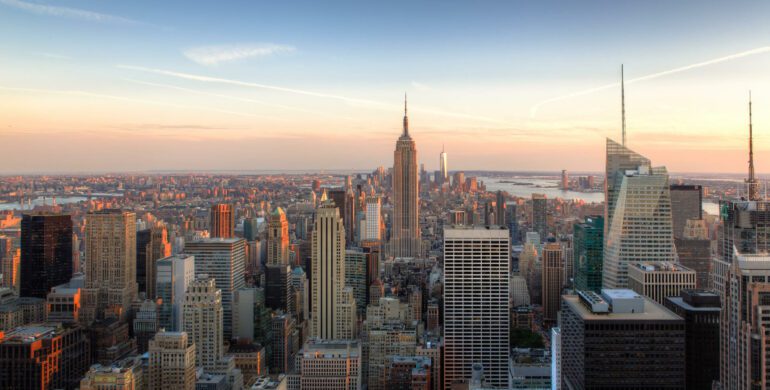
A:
[[118, 64, 511, 124], [530, 46, 770, 117]]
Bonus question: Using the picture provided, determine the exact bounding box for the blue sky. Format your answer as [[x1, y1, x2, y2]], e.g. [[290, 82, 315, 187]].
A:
[[2, 0, 770, 173]]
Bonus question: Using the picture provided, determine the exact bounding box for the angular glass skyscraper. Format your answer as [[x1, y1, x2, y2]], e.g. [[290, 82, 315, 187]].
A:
[[603, 139, 677, 289]]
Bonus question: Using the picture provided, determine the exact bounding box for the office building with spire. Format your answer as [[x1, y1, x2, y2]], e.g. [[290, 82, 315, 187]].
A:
[[391, 96, 421, 258], [603, 68, 677, 289]]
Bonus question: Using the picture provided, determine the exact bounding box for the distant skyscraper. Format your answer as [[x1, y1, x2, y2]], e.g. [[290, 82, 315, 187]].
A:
[[185, 238, 246, 340], [391, 96, 421, 258], [310, 201, 356, 340], [603, 139, 677, 289], [444, 226, 510, 389], [156, 254, 195, 331], [344, 248, 367, 314], [148, 331, 197, 390], [532, 193, 548, 240], [0, 236, 19, 293], [82, 209, 137, 323], [243, 217, 259, 242], [573, 216, 604, 293], [541, 242, 564, 326], [439, 145, 448, 185], [669, 184, 702, 239], [561, 169, 569, 190], [676, 219, 712, 288], [20, 212, 73, 298], [210, 203, 235, 238], [495, 191, 506, 226], [265, 207, 292, 312], [137, 225, 171, 299], [183, 275, 223, 370], [364, 196, 382, 241]]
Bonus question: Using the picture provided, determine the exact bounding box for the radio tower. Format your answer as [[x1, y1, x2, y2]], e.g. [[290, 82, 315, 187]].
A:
[[621, 64, 627, 146]]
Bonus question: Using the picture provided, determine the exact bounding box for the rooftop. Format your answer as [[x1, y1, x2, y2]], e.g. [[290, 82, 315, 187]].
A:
[[631, 261, 694, 273], [564, 294, 682, 321], [444, 225, 508, 239]]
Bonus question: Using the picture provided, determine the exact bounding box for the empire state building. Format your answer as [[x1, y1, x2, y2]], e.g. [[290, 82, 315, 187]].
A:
[[391, 96, 421, 257]]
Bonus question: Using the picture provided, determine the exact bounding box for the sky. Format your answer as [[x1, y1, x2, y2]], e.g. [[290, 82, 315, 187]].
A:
[[2, 0, 770, 174]]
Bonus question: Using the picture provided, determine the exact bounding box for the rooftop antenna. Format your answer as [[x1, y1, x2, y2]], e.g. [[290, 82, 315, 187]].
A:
[[747, 91, 760, 201], [622, 64, 626, 146]]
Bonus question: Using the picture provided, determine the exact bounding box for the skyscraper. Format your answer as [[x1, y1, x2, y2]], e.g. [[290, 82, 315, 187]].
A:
[[82, 209, 137, 323], [156, 254, 195, 331], [444, 226, 510, 389], [185, 238, 246, 340], [0, 236, 19, 292], [310, 201, 356, 340], [183, 275, 223, 370], [439, 145, 448, 186], [531, 193, 547, 240], [541, 242, 564, 326], [137, 224, 171, 299], [676, 219, 712, 288], [573, 216, 604, 293], [719, 249, 770, 389], [391, 96, 421, 258], [20, 212, 73, 298], [669, 184, 703, 239], [603, 139, 677, 289], [561, 289, 685, 389], [266, 207, 292, 312], [148, 331, 197, 390], [210, 203, 235, 239]]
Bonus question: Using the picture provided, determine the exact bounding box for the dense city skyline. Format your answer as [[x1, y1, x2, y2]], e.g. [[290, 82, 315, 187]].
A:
[[3, 1, 770, 173]]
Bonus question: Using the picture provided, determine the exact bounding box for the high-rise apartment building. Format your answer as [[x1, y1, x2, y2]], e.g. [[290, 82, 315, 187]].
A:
[[664, 289, 720, 390], [561, 289, 685, 389], [185, 238, 246, 339], [364, 197, 382, 241], [541, 242, 564, 326], [20, 212, 73, 298], [148, 331, 196, 390], [82, 209, 137, 323], [183, 276, 223, 370], [670, 184, 703, 239], [603, 139, 677, 289], [628, 261, 696, 305], [210, 203, 235, 239], [444, 226, 510, 389], [310, 201, 356, 340], [295, 339, 362, 390], [156, 254, 195, 332], [531, 194, 547, 240], [391, 98, 421, 258]]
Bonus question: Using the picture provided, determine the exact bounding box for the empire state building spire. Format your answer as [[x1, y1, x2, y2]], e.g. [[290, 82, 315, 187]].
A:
[[403, 93, 409, 136], [747, 91, 760, 201]]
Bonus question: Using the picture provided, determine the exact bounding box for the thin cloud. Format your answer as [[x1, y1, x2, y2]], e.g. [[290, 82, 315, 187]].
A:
[[31, 52, 71, 60], [0, 85, 273, 120], [183, 43, 295, 66], [411, 81, 432, 91], [530, 46, 770, 117], [0, 0, 139, 24]]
